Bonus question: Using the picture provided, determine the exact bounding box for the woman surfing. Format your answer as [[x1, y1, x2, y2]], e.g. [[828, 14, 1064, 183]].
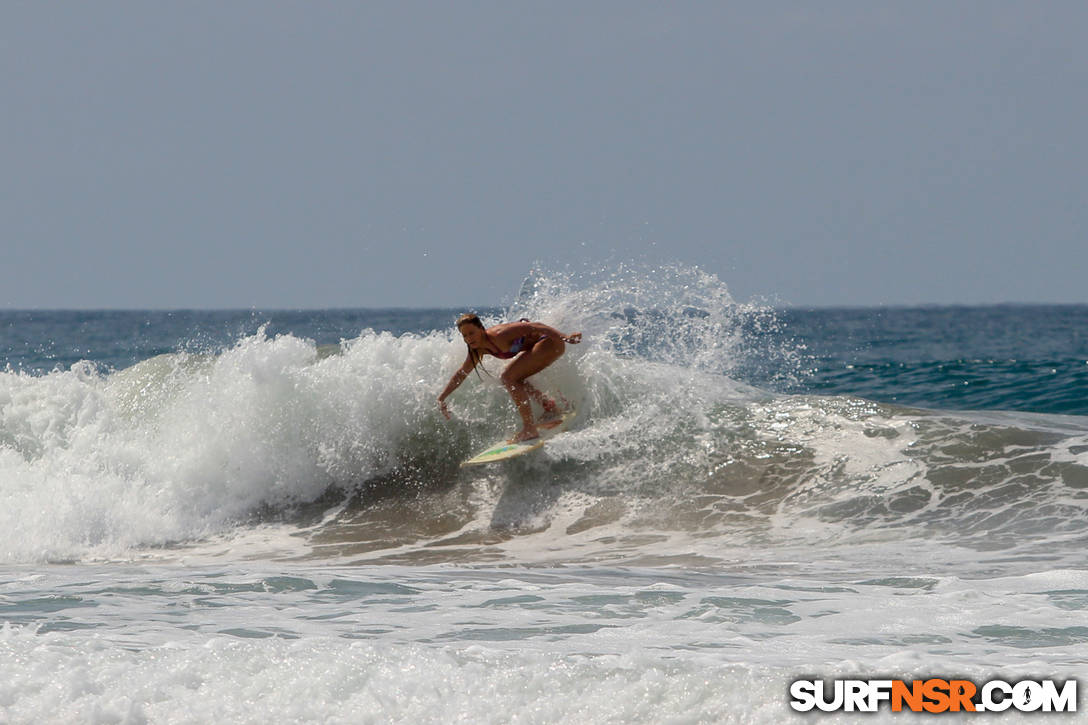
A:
[[438, 314, 581, 443]]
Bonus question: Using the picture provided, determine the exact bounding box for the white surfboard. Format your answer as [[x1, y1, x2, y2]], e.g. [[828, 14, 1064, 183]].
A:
[[460, 410, 576, 467]]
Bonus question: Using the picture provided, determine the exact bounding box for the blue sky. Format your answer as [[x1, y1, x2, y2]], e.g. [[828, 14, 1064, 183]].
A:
[[3, 1, 1086, 308]]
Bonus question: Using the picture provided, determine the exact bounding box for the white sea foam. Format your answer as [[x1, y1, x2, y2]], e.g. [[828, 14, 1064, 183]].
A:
[[0, 625, 785, 725], [0, 329, 468, 562], [1, 562, 1082, 723]]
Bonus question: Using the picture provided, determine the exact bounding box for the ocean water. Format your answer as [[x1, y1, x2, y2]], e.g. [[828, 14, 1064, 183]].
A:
[[2, 267, 1087, 723]]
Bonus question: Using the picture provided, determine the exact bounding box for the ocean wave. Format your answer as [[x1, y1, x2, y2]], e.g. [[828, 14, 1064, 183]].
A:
[[2, 269, 1087, 565]]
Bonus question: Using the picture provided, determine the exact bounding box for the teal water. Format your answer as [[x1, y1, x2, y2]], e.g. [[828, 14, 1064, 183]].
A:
[[782, 305, 1088, 415]]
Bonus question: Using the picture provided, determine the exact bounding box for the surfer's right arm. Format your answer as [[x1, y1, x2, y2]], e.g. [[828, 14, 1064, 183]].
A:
[[438, 352, 477, 420]]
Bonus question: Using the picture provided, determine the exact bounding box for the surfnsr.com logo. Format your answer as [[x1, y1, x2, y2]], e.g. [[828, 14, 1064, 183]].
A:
[[789, 678, 1077, 713]]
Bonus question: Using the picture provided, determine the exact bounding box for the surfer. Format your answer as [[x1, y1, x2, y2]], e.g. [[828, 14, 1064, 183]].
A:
[[438, 314, 581, 443]]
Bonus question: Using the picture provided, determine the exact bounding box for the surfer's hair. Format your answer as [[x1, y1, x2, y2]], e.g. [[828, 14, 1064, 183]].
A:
[[456, 313, 492, 379], [456, 313, 484, 330]]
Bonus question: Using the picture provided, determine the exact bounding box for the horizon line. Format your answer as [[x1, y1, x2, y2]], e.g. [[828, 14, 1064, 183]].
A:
[[2, 301, 1087, 313]]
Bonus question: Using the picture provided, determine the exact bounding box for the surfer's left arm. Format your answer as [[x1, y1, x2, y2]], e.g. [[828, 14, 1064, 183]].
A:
[[438, 352, 476, 420]]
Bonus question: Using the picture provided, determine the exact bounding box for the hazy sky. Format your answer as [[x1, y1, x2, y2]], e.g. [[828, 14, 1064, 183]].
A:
[[4, 2, 1086, 308]]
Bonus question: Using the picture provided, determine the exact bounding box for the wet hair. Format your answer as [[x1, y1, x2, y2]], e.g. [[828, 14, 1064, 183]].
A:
[[456, 313, 484, 330], [456, 313, 492, 379]]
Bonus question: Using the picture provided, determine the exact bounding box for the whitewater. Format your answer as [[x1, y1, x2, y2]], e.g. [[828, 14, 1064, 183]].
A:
[[2, 267, 1087, 723]]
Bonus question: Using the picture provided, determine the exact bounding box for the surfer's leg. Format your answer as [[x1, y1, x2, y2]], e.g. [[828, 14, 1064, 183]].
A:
[[504, 382, 537, 443], [501, 337, 565, 442], [523, 380, 559, 418]]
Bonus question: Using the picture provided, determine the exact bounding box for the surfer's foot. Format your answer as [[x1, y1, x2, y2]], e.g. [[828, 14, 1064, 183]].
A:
[[540, 396, 569, 422], [507, 428, 540, 444], [539, 399, 561, 423]]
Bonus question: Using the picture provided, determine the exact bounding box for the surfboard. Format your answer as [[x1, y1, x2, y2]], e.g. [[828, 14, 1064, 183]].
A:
[[460, 410, 576, 466]]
